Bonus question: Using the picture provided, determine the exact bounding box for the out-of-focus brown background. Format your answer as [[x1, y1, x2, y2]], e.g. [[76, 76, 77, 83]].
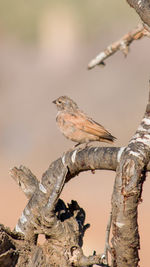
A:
[[0, 0, 149, 265]]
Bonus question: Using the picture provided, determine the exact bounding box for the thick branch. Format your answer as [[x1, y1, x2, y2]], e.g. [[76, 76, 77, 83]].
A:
[[111, 87, 150, 266], [10, 166, 38, 199], [10, 145, 150, 239], [10, 147, 123, 199], [9, 146, 123, 266], [13, 159, 68, 242], [126, 0, 150, 27], [9, 104, 150, 266], [88, 24, 150, 69], [10, 147, 120, 239], [11, 146, 150, 202]]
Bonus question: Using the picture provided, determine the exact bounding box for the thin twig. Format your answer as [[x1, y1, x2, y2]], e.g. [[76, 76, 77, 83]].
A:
[[88, 24, 150, 69]]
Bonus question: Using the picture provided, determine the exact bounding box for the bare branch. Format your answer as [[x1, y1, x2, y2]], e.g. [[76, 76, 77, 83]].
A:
[[11, 144, 150, 241], [111, 87, 150, 266], [11, 146, 150, 201], [9, 86, 150, 265], [13, 159, 68, 242], [10, 166, 38, 199], [88, 24, 150, 69], [10, 146, 123, 201], [126, 0, 150, 27]]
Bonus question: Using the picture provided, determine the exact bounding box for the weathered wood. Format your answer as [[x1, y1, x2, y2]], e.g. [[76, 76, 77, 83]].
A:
[[127, 0, 150, 27], [111, 91, 150, 266]]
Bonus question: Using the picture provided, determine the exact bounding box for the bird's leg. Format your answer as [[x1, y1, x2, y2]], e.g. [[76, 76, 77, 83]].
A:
[[71, 143, 87, 152], [64, 143, 82, 154], [75, 142, 93, 150], [74, 143, 81, 147], [74, 142, 91, 149], [84, 141, 94, 148]]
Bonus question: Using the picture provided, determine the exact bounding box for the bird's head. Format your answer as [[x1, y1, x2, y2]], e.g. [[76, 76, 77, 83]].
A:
[[52, 96, 78, 111]]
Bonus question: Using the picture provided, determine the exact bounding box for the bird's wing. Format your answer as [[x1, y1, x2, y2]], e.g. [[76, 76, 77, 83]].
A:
[[63, 112, 114, 140]]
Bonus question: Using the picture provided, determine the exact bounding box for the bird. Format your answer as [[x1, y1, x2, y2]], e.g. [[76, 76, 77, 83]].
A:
[[53, 96, 116, 146]]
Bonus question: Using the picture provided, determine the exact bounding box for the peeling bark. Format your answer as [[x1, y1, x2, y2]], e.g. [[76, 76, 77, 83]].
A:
[[1, 2, 150, 264], [126, 0, 150, 27], [111, 92, 150, 266], [2, 121, 150, 267]]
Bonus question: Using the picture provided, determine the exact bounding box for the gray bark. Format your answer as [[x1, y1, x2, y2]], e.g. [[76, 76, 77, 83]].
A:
[[126, 0, 150, 27], [1, 2, 150, 265]]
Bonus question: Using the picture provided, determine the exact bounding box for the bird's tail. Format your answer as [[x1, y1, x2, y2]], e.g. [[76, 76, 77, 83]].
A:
[[100, 133, 116, 143]]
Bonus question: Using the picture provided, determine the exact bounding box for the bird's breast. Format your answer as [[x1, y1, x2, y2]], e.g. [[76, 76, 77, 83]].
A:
[[56, 112, 76, 136]]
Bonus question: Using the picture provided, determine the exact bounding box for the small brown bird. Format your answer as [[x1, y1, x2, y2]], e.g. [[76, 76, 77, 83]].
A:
[[53, 96, 116, 146]]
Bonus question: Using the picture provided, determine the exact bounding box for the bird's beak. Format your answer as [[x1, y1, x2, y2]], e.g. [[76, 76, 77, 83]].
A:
[[52, 99, 56, 104]]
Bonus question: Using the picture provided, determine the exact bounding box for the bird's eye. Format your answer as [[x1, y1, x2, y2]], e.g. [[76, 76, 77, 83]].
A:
[[58, 100, 61, 104]]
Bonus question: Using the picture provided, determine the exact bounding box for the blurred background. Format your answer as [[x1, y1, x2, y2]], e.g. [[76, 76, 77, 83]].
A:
[[0, 0, 149, 265]]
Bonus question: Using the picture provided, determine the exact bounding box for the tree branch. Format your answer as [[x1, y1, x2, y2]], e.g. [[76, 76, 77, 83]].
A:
[[12, 159, 68, 243], [10, 146, 150, 203], [111, 86, 150, 266], [9, 83, 150, 266], [10, 166, 38, 199], [126, 0, 150, 27], [9, 146, 123, 266], [10, 145, 150, 241], [88, 24, 150, 69]]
